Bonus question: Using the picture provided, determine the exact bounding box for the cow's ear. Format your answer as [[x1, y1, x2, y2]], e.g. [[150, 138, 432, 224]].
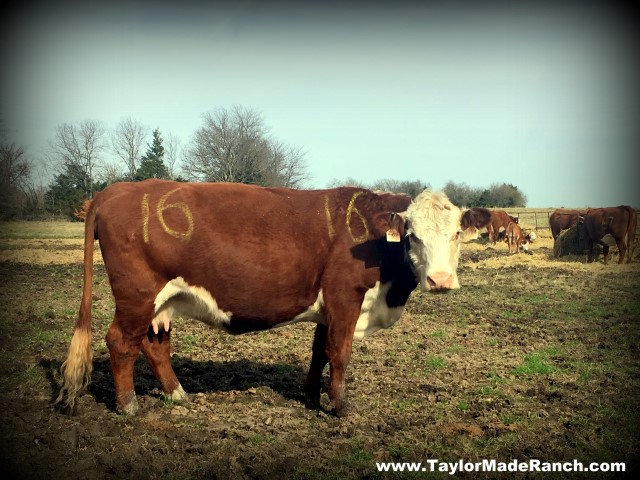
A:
[[373, 211, 405, 242]]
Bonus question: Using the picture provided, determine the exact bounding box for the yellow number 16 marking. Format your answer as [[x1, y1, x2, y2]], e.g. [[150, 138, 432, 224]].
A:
[[141, 188, 194, 243], [324, 191, 370, 243]]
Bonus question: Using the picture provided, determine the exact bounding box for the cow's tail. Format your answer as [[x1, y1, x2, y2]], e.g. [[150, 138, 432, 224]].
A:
[[55, 199, 98, 413]]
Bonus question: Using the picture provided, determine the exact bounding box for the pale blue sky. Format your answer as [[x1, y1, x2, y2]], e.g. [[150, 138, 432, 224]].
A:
[[1, 0, 638, 207]]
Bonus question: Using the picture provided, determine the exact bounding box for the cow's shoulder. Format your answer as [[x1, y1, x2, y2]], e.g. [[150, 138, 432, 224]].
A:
[[321, 188, 408, 241]]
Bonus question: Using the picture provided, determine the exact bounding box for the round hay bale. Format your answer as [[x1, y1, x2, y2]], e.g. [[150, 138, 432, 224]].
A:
[[553, 224, 601, 259]]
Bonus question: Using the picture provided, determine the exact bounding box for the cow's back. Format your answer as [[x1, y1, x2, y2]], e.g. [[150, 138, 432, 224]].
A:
[[549, 209, 584, 240], [92, 180, 406, 323]]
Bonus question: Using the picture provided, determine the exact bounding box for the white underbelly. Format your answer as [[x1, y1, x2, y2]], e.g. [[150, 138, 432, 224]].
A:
[[285, 282, 405, 339], [153, 278, 405, 340]]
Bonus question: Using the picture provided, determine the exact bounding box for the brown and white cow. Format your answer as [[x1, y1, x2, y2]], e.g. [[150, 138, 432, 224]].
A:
[[504, 222, 536, 254], [549, 208, 586, 241], [56, 180, 488, 417], [487, 210, 518, 245], [582, 206, 637, 264]]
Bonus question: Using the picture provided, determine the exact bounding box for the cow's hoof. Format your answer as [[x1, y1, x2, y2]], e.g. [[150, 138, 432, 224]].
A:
[[304, 393, 321, 410], [333, 400, 350, 418], [166, 384, 189, 403], [116, 392, 139, 416]]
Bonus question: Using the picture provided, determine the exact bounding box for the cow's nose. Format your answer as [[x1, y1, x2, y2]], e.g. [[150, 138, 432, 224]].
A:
[[427, 272, 454, 291]]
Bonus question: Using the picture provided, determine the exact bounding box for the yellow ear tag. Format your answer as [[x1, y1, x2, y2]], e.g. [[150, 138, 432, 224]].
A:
[[386, 228, 401, 242]]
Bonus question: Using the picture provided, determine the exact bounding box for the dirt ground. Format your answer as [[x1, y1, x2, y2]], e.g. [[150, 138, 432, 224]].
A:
[[0, 230, 638, 479]]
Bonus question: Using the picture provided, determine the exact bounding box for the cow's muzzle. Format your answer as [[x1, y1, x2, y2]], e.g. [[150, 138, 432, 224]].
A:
[[426, 272, 454, 291]]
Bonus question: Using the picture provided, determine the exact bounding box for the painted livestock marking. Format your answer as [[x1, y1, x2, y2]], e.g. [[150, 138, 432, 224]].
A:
[[141, 188, 195, 243], [346, 191, 370, 243], [141, 193, 151, 243], [323, 191, 372, 244], [324, 195, 335, 240]]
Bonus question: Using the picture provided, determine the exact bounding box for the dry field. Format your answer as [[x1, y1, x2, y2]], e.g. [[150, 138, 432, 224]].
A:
[[0, 220, 638, 479]]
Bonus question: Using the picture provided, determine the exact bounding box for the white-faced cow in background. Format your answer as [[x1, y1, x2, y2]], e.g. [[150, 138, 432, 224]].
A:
[[57, 181, 489, 417], [504, 222, 536, 254]]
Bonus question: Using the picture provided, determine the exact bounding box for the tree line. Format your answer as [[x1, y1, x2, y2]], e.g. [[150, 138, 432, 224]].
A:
[[328, 178, 526, 208], [1, 106, 527, 220], [1, 106, 310, 219], [442, 181, 527, 208]]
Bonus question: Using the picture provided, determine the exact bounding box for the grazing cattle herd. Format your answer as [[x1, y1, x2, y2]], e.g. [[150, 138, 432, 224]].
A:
[[55, 180, 637, 416]]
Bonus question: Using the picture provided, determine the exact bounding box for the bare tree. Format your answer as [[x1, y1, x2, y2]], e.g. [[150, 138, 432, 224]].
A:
[[371, 179, 430, 198], [99, 162, 124, 186], [327, 177, 368, 188], [112, 117, 146, 180], [165, 133, 181, 180], [23, 165, 48, 217], [49, 120, 106, 199], [183, 105, 307, 187], [0, 143, 30, 190], [0, 143, 31, 218], [262, 141, 308, 188], [328, 178, 429, 198], [443, 180, 481, 207]]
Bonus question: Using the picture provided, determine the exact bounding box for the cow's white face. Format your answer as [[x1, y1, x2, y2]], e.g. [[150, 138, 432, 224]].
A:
[[404, 191, 466, 292]]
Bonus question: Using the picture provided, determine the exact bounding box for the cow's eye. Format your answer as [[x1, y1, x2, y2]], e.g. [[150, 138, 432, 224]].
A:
[[453, 231, 461, 241]]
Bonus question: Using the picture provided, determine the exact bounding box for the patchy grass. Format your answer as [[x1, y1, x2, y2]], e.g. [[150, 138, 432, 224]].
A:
[[0, 221, 638, 479], [512, 350, 558, 376], [0, 221, 84, 239]]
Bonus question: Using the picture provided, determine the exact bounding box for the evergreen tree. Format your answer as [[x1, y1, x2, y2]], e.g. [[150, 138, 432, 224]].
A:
[[46, 163, 94, 218], [136, 128, 168, 180]]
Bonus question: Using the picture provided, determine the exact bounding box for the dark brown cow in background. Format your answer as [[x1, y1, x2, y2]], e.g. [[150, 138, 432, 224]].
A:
[[487, 210, 518, 245], [456, 207, 492, 241], [57, 180, 485, 417], [583, 206, 637, 264], [549, 208, 586, 240]]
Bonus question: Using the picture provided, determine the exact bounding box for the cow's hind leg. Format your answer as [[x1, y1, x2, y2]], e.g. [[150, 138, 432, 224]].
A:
[[304, 324, 329, 409], [601, 243, 610, 264], [615, 239, 626, 265], [586, 238, 595, 263], [105, 314, 147, 415], [141, 325, 188, 403]]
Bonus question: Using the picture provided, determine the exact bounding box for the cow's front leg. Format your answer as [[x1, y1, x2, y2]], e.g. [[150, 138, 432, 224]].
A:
[[324, 306, 359, 417], [327, 340, 353, 417], [141, 327, 188, 403], [304, 324, 328, 409], [106, 317, 145, 415]]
